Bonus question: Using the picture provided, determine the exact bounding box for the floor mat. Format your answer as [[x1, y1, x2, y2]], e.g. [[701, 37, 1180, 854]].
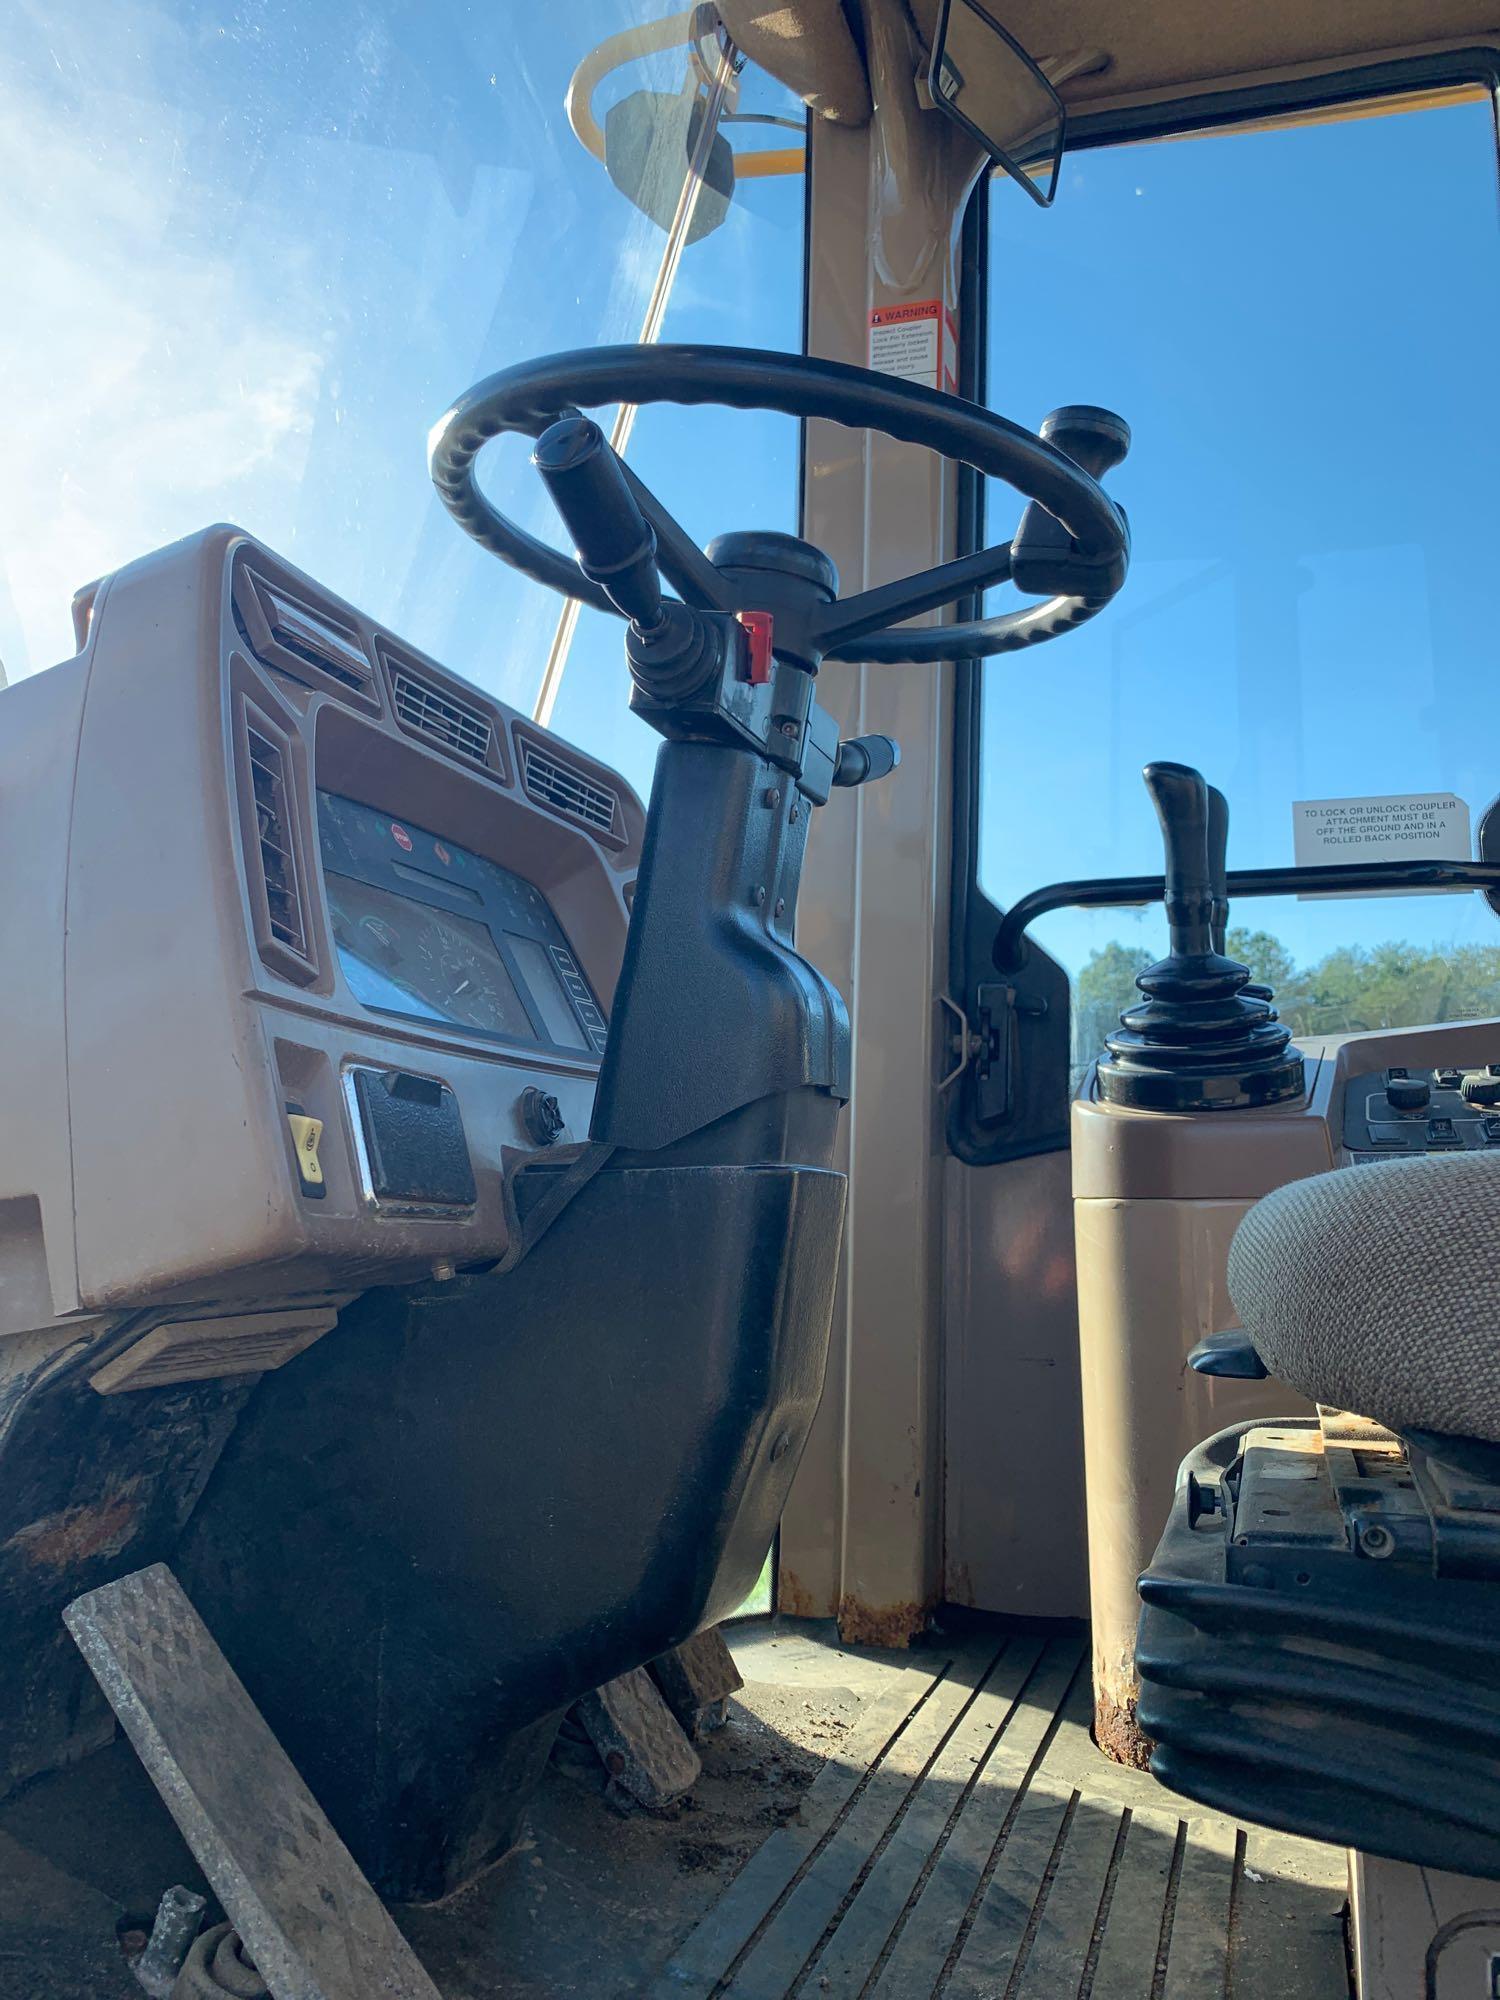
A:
[[656, 1625, 1348, 1999]]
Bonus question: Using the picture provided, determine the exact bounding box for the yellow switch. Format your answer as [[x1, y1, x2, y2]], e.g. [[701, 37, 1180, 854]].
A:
[[286, 1111, 324, 1188]]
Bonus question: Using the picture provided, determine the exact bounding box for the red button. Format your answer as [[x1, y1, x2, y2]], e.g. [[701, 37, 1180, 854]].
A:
[[737, 610, 774, 685]]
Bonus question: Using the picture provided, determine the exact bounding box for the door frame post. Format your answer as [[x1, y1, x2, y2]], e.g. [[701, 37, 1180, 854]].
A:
[[778, 21, 983, 1643]]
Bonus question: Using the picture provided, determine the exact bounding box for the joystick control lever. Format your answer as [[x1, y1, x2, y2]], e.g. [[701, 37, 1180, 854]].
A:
[[1147, 762, 1216, 959], [1205, 784, 1230, 957], [1206, 782, 1273, 1006], [1095, 761, 1304, 1112], [533, 416, 665, 632]]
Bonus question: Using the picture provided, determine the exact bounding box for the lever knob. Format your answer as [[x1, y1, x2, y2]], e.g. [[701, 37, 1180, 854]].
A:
[[832, 734, 901, 788], [1039, 404, 1131, 481], [1387, 1076, 1432, 1111], [533, 416, 664, 632], [1143, 761, 1215, 958]]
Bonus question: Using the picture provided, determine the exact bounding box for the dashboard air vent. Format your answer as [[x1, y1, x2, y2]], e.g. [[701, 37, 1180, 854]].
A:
[[390, 666, 495, 768], [233, 557, 380, 712], [519, 737, 620, 841], [235, 696, 315, 984], [246, 725, 307, 958]]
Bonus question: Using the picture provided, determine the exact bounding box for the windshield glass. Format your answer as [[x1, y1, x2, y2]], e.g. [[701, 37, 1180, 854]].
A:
[[2, 1, 806, 804], [980, 89, 1500, 1067]]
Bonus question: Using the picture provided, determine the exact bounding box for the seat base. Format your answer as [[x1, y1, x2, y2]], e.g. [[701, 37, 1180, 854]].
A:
[[1139, 1413, 1500, 1878]]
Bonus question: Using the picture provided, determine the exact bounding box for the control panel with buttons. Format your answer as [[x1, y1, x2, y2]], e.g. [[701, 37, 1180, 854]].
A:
[[1343, 1064, 1500, 1159]]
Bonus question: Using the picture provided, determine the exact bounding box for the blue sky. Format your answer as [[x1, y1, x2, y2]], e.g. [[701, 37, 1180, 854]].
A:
[[0, 0, 801, 813], [979, 92, 1500, 980], [4, 3, 1497, 990]]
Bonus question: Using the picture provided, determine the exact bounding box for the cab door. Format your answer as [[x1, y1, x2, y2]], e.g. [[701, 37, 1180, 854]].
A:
[[944, 62, 1500, 1616]]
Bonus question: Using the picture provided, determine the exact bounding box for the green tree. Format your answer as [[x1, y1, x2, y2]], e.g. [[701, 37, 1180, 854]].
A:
[[1225, 927, 1295, 992], [1072, 941, 1152, 1074]]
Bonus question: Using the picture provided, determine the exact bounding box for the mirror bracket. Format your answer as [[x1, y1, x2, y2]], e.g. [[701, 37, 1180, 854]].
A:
[[929, 0, 1067, 207]]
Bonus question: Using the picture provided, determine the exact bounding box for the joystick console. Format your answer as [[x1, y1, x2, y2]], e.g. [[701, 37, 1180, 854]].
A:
[[1096, 763, 1305, 1111]]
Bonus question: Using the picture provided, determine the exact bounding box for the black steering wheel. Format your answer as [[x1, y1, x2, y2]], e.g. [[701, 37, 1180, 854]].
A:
[[429, 344, 1129, 664]]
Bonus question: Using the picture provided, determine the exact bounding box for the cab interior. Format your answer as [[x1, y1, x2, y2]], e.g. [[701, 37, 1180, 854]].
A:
[[3, 2, 1500, 1996]]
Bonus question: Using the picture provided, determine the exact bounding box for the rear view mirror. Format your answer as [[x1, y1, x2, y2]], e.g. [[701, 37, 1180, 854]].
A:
[[604, 89, 734, 244], [930, 0, 1065, 207]]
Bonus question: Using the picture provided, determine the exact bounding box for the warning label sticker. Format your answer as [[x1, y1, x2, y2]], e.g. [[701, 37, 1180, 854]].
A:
[[1292, 791, 1471, 894], [868, 300, 957, 393]]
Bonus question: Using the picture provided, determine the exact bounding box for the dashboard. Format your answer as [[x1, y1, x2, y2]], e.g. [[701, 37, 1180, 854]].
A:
[[318, 792, 608, 1057], [0, 524, 643, 1337]]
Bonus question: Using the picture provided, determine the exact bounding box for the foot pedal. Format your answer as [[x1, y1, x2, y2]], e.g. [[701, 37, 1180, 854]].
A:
[[63, 1564, 440, 2000], [575, 1665, 701, 1811], [649, 1626, 743, 1740]]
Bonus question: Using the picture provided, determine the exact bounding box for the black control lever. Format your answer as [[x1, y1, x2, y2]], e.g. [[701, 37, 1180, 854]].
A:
[[1146, 761, 1216, 959], [1205, 783, 1230, 955], [534, 415, 726, 704], [1094, 762, 1303, 1112], [1207, 780, 1273, 1003], [832, 735, 901, 788], [1188, 1329, 1269, 1380], [533, 416, 666, 633]]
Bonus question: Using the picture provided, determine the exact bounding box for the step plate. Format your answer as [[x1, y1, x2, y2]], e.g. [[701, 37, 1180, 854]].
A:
[[64, 1563, 440, 2000]]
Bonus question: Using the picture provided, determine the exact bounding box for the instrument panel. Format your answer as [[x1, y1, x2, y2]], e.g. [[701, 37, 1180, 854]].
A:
[[317, 792, 609, 1057]]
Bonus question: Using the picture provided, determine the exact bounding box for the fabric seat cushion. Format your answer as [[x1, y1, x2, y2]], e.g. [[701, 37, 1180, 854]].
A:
[[1227, 1150, 1500, 1444]]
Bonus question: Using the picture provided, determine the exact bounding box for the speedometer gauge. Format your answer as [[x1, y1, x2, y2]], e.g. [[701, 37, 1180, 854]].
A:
[[414, 928, 514, 1034]]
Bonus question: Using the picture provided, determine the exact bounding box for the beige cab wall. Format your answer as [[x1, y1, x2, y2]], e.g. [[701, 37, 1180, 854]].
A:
[[942, 1149, 1090, 1617]]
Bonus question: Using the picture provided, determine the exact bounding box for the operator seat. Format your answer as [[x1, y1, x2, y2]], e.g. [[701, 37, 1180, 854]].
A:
[[1228, 1149, 1500, 1447], [1136, 1144, 1500, 1886]]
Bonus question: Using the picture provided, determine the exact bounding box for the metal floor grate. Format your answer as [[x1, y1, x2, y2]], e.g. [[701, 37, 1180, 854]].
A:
[[656, 1626, 1348, 2000]]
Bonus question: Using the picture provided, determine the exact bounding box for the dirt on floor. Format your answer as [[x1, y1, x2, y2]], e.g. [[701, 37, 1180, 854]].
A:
[[394, 1664, 871, 2000], [668, 1677, 860, 1874], [0, 1628, 883, 2000]]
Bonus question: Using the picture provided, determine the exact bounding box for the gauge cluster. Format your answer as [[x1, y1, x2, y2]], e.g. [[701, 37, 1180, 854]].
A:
[[317, 791, 608, 1057]]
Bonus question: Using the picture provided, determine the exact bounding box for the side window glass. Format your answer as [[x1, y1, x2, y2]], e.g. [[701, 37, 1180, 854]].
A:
[[979, 90, 1500, 1077]]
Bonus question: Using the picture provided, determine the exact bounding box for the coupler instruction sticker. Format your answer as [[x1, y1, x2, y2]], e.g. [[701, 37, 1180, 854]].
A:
[[1292, 791, 1471, 894], [868, 300, 957, 393]]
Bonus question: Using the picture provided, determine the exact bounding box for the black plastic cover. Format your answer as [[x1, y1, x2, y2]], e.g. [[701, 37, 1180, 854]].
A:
[[351, 1067, 476, 1207], [179, 1157, 845, 1900]]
